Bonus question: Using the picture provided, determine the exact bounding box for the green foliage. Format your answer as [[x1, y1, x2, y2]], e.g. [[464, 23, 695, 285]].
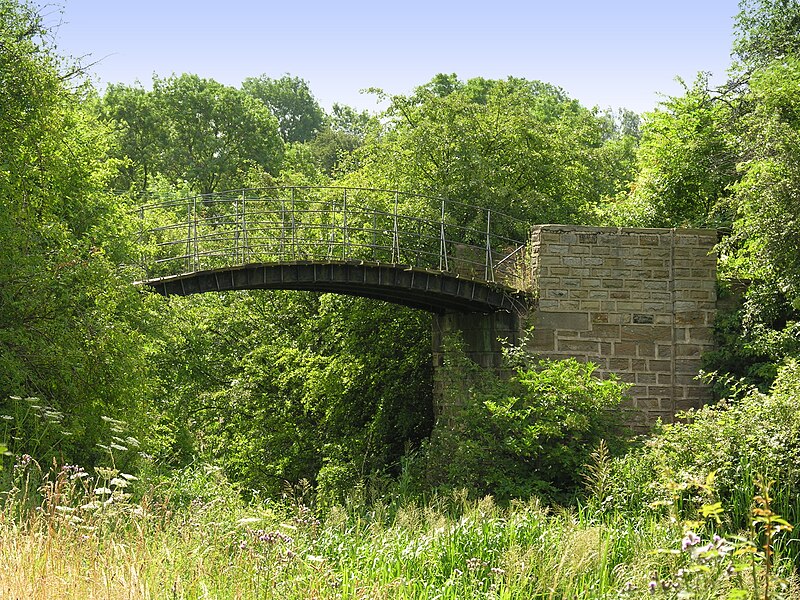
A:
[[605, 75, 737, 228], [606, 360, 800, 564], [147, 291, 433, 497], [242, 74, 325, 143], [426, 342, 629, 503], [346, 75, 637, 231], [0, 0, 157, 467], [729, 55, 800, 298], [99, 75, 284, 196], [154, 74, 284, 195], [733, 0, 800, 69], [307, 103, 378, 176], [704, 282, 800, 395]]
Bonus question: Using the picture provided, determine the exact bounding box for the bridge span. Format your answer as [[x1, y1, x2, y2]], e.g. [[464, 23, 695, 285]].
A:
[[135, 186, 529, 313], [134, 187, 719, 430]]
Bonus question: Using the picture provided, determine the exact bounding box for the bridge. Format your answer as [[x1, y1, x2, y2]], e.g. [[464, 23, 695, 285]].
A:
[[135, 186, 530, 313], [135, 187, 719, 430]]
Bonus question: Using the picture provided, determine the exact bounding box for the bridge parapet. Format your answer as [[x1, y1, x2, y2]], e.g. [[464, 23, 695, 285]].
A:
[[135, 186, 528, 291]]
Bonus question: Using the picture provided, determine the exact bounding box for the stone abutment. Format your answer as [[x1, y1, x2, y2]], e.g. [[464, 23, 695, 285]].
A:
[[431, 225, 718, 430]]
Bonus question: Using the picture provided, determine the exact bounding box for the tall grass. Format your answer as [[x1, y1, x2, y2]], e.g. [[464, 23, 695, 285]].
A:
[[1, 459, 796, 599]]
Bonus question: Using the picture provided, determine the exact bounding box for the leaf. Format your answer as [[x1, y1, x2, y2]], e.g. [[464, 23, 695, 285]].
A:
[[701, 502, 724, 519]]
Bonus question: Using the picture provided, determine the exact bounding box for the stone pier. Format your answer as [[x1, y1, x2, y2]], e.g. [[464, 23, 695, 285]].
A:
[[431, 225, 718, 429]]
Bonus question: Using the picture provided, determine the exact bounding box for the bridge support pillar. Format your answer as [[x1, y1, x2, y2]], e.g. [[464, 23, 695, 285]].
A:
[[431, 310, 522, 422], [525, 225, 718, 429]]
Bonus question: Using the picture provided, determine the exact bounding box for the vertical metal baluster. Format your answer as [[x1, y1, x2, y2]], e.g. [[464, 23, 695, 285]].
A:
[[186, 201, 192, 273], [233, 194, 239, 265], [372, 209, 377, 262], [279, 195, 285, 260], [485, 209, 494, 282], [193, 196, 198, 271], [342, 188, 348, 260], [439, 198, 448, 271], [139, 206, 146, 277], [328, 194, 335, 260], [241, 190, 248, 264], [392, 192, 400, 263], [291, 187, 296, 260]]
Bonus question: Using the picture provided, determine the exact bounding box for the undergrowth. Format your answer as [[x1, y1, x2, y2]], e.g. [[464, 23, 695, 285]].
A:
[[0, 455, 797, 599]]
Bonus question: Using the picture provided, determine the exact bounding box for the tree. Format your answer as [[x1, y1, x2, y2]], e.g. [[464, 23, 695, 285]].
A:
[[99, 75, 284, 196], [0, 0, 155, 465], [153, 74, 284, 196], [612, 75, 738, 228], [150, 291, 433, 496], [242, 74, 325, 143], [310, 103, 378, 175], [99, 83, 163, 192], [730, 56, 800, 296], [343, 75, 636, 233], [733, 0, 800, 69]]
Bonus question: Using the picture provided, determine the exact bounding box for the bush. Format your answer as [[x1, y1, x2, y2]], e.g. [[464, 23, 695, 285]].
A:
[[605, 360, 800, 557], [425, 343, 630, 504]]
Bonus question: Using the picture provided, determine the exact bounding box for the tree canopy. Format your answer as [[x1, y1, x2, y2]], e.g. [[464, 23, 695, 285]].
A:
[[242, 74, 325, 144]]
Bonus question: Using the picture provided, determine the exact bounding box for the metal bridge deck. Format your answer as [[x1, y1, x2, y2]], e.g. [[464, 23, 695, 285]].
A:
[[140, 261, 527, 313]]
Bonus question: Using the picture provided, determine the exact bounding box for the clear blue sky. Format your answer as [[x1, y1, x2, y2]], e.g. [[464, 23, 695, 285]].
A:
[[52, 0, 741, 115]]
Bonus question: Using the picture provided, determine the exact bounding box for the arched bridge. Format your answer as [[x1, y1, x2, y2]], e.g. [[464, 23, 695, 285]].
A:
[[135, 187, 531, 313], [135, 189, 721, 429]]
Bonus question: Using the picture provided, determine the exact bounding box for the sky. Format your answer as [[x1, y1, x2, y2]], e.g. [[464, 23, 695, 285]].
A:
[[51, 1, 741, 115]]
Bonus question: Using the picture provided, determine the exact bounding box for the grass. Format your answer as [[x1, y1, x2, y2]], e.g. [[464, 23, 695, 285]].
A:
[[1, 461, 797, 599]]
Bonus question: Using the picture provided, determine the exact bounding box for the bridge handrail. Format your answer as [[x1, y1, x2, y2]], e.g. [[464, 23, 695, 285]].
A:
[[133, 186, 530, 290], [135, 186, 526, 225]]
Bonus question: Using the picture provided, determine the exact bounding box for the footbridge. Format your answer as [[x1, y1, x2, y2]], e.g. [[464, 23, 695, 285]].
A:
[[135, 186, 530, 313], [135, 187, 719, 429]]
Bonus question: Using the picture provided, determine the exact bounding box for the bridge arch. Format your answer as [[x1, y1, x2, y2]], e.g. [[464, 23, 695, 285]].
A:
[[143, 261, 526, 314], [134, 188, 720, 431]]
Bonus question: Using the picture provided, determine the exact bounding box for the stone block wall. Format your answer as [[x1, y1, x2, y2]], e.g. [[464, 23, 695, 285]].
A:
[[526, 225, 717, 427], [431, 311, 519, 421]]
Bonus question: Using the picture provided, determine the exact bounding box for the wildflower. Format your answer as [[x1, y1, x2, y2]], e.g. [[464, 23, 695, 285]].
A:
[[14, 454, 32, 470], [251, 529, 293, 545], [280, 549, 296, 561], [466, 557, 487, 571], [681, 531, 701, 550], [490, 567, 505, 576], [648, 580, 657, 594]]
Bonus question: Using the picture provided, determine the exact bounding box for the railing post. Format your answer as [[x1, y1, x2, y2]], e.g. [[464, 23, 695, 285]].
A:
[[291, 187, 297, 260], [241, 190, 248, 264], [485, 209, 494, 282], [278, 195, 284, 260], [186, 201, 192, 273], [328, 194, 335, 260], [193, 196, 199, 271], [233, 194, 240, 265], [392, 191, 400, 263], [342, 188, 348, 260], [439, 198, 448, 271], [138, 205, 146, 277], [372, 209, 378, 262]]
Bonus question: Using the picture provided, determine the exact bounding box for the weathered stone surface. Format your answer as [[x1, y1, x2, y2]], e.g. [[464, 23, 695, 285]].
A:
[[523, 225, 717, 430], [432, 225, 718, 435]]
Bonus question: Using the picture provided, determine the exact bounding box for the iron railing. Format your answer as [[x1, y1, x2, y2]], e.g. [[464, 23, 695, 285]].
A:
[[135, 186, 530, 290]]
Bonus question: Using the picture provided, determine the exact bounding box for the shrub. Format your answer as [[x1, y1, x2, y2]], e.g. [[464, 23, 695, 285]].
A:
[[425, 341, 629, 504], [605, 360, 800, 562]]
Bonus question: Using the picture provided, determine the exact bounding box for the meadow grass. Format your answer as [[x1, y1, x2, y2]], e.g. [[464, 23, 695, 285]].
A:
[[1, 461, 797, 599]]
